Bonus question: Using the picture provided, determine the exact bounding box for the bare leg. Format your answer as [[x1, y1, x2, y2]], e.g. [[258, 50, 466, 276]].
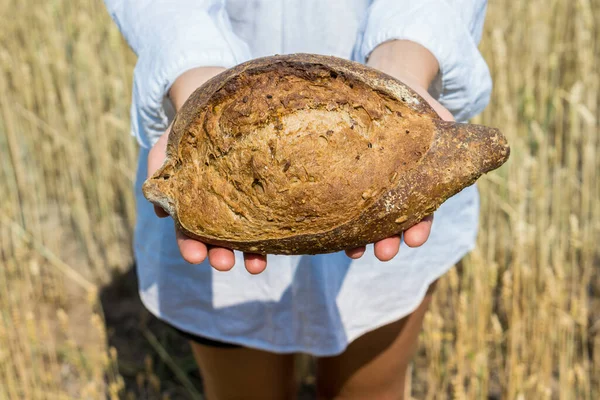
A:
[[190, 342, 296, 400], [316, 281, 437, 400]]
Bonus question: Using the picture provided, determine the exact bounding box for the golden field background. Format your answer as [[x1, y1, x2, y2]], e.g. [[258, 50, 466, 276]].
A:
[[0, 0, 598, 398]]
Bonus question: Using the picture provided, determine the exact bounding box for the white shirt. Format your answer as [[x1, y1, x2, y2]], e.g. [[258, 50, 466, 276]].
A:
[[106, 0, 490, 355]]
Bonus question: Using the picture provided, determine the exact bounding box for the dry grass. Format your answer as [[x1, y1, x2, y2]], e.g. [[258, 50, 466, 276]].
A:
[[0, 0, 598, 398]]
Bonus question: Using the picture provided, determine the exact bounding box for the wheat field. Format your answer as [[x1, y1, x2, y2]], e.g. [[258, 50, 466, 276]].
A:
[[0, 0, 598, 398]]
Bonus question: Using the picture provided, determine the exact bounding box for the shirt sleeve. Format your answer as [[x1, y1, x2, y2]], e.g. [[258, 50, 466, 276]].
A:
[[354, 0, 492, 122], [104, 0, 251, 148]]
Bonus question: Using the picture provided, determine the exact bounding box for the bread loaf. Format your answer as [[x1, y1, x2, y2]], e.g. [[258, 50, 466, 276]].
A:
[[143, 54, 510, 255]]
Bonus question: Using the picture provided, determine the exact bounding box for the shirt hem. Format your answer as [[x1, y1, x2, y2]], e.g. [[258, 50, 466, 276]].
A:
[[138, 243, 474, 357]]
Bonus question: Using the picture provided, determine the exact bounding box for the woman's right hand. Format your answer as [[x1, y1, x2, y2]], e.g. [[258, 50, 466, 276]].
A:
[[149, 67, 269, 274]]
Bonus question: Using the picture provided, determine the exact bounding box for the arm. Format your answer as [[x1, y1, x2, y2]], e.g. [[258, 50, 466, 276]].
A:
[[345, 0, 492, 260], [104, 0, 251, 147], [355, 0, 492, 122], [368, 40, 439, 90], [367, 41, 455, 125], [104, 1, 265, 273], [344, 41, 444, 261]]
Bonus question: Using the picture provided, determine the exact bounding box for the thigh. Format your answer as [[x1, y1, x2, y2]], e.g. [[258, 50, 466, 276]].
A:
[[190, 341, 296, 400], [316, 280, 437, 400]]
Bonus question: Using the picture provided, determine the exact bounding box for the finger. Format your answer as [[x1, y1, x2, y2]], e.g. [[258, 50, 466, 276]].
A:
[[422, 94, 454, 122], [243, 253, 268, 274], [148, 129, 172, 218], [207, 247, 236, 271], [374, 235, 401, 262], [403, 215, 434, 248], [147, 129, 170, 179], [408, 88, 455, 122], [154, 205, 169, 218], [345, 246, 366, 259], [176, 228, 208, 264]]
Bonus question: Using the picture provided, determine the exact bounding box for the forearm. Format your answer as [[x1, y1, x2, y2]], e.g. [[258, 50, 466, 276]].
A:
[[366, 40, 439, 90], [169, 41, 438, 112], [169, 67, 226, 111]]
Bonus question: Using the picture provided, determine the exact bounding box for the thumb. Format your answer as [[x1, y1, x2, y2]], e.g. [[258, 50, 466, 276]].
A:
[[396, 75, 455, 122], [147, 126, 171, 179], [147, 124, 173, 218], [153, 205, 169, 218]]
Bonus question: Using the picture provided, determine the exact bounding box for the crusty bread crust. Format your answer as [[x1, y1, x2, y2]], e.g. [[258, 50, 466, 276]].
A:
[[143, 54, 509, 255]]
